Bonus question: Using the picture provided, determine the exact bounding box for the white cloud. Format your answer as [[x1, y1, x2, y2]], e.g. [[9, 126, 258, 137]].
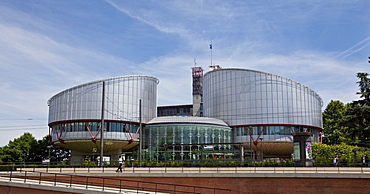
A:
[[0, 9, 136, 145], [0, 0, 369, 146]]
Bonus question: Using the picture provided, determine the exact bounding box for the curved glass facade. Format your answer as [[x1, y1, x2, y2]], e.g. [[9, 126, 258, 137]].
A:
[[50, 122, 140, 142], [47, 75, 159, 150], [203, 69, 323, 128], [46, 68, 324, 161], [143, 117, 233, 162], [203, 69, 323, 156], [233, 125, 320, 143], [48, 75, 159, 124]]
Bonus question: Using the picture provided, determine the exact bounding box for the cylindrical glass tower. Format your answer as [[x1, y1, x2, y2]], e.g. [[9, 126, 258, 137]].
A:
[[47, 75, 159, 164], [203, 68, 323, 157]]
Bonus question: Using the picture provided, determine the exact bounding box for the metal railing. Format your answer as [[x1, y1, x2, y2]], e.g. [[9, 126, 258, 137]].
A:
[[18, 166, 370, 175], [1, 158, 368, 168], [2, 158, 370, 174], [0, 169, 231, 194]]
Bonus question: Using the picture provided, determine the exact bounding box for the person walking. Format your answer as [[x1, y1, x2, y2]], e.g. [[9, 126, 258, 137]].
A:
[[116, 156, 123, 172], [362, 155, 366, 167], [333, 155, 339, 167]]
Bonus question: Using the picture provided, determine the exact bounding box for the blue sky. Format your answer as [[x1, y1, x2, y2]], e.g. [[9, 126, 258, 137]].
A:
[[0, 0, 369, 146]]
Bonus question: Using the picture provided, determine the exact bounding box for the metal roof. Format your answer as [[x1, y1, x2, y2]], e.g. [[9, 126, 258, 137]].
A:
[[146, 116, 230, 128], [204, 68, 323, 106], [48, 75, 159, 105]]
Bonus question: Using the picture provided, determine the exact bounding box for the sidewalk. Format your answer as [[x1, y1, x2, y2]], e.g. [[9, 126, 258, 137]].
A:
[[20, 167, 370, 178]]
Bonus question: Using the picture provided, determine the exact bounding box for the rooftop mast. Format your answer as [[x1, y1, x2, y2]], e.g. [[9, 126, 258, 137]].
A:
[[192, 60, 203, 117]]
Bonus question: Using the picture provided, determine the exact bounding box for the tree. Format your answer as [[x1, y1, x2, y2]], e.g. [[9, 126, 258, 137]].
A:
[[341, 73, 370, 147], [0, 133, 70, 163], [28, 135, 71, 163], [312, 143, 370, 167], [0, 132, 37, 162], [322, 100, 347, 145], [28, 135, 50, 162], [355, 72, 370, 105]]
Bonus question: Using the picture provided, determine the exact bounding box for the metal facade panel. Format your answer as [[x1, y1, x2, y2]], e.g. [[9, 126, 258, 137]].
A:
[[203, 69, 323, 128], [48, 75, 159, 124], [147, 116, 230, 128]]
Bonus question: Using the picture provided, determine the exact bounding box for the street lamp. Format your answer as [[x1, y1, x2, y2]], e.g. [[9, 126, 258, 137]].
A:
[[47, 145, 52, 169], [259, 138, 263, 161]]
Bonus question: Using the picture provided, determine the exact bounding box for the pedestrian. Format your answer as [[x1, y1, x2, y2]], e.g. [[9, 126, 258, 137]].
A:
[[365, 154, 369, 167], [333, 155, 339, 167], [116, 156, 123, 172], [362, 155, 366, 167]]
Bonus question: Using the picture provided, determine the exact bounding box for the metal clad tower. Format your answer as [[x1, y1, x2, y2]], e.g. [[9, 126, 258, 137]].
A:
[[47, 75, 159, 164], [192, 67, 203, 116], [203, 68, 323, 158]]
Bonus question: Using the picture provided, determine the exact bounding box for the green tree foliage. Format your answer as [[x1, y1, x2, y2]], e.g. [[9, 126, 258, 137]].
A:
[[28, 135, 70, 163], [341, 72, 370, 147], [322, 100, 348, 145], [313, 143, 354, 160], [312, 143, 370, 167], [355, 72, 370, 105], [0, 133, 70, 163], [0, 132, 36, 162]]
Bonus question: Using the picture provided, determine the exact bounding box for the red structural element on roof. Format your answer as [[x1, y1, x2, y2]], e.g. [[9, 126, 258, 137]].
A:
[[85, 123, 101, 143], [244, 126, 266, 146], [125, 124, 140, 144], [191, 67, 203, 77]]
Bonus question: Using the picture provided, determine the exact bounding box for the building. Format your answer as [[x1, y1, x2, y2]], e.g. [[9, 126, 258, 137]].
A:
[[143, 116, 233, 162], [47, 68, 322, 164], [157, 104, 193, 117], [47, 75, 159, 164], [202, 68, 323, 159], [192, 67, 203, 117]]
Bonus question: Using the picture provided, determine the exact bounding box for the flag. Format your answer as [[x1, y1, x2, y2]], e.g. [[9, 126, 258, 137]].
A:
[[209, 44, 212, 49]]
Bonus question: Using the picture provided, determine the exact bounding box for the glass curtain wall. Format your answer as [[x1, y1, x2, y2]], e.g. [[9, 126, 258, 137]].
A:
[[203, 69, 323, 157], [48, 75, 159, 143], [203, 69, 323, 128], [143, 124, 233, 162], [50, 122, 140, 141], [234, 125, 320, 143]]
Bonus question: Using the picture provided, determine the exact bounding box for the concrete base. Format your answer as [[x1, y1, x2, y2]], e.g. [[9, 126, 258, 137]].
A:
[[70, 149, 122, 165], [294, 160, 313, 167]]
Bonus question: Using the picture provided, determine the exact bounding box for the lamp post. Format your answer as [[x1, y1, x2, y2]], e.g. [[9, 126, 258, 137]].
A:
[[47, 145, 52, 169], [100, 81, 105, 167], [259, 138, 263, 162], [139, 99, 142, 167]]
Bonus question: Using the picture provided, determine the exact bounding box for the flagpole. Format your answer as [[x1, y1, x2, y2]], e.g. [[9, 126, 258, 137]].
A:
[[210, 41, 213, 66]]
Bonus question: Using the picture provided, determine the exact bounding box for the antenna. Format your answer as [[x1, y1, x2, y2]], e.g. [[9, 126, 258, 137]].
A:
[[194, 58, 197, 67]]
